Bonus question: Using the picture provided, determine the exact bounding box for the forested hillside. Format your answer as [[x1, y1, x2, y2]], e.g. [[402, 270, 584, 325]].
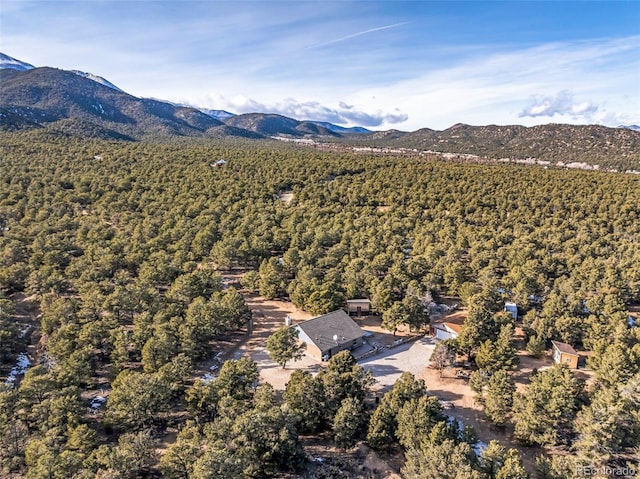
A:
[[345, 123, 640, 172], [1, 130, 639, 477]]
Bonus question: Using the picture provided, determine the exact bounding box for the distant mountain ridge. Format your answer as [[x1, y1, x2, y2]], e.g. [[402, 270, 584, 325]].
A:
[[0, 53, 34, 71], [225, 113, 341, 137], [348, 122, 640, 170], [70, 70, 124, 93], [0, 53, 372, 139], [306, 121, 371, 134], [1, 52, 639, 171], [0, 66, 226, 140], [200, 109, 236, 121]]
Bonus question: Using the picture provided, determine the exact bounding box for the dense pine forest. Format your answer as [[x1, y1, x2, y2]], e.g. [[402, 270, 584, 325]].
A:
[[1, 130, 639, 478]]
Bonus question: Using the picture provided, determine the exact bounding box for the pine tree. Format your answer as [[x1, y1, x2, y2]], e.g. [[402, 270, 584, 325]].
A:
[[265, 326, 306, 369], [526, 334, 546, 359], [159, 422, 202, 479], [513, 365, 581, 445], [283, 369, 325, 433], [332, 397, 366, 449], [367, 372, 426, 449], [396, 396, 446, 449], [475, 324, 518, 373], [484, 370, 515, 428], [258, 258, 285, 299], [495, 449, 529, 479], [402, 439, 481, 479], [574, 385, 634, 466]]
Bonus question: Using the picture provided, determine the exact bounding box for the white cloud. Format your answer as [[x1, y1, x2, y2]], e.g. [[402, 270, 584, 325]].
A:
[[519, 90, 598, 118], [344, 36, 640, 130], [192, 96, 407, 127]]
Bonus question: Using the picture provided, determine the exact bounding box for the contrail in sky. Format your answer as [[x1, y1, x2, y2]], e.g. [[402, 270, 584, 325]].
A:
[[309, 22, 410, 49]]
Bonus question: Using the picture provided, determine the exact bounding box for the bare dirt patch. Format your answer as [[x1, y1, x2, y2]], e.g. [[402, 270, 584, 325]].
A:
[[193, 279, 320, 390], [512, 350, 552, 391], [238, 294, 319, 389], [299, 435, 402, 479]]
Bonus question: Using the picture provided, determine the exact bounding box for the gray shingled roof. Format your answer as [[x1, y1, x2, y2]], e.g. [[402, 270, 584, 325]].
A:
[[551, 340, 578, 356], [296, 310, 364, 352]]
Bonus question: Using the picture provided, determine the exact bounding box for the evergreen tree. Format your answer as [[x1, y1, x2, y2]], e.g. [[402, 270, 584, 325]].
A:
[[105, 370, 171, 430], [513, 365, 582, 446], [283, 369, 325, 433], [213, 357, 259, 401], [574, 384, 637, 466], [159, 422, 202, 479], [258, 258, 285, 299], [484, 370, 515, 428], [367, 372, 426, 450], [495, 449, 529, 479], [186, 379, 219, 423], [266, 326, 306, 368], [381, 301, 408, 335], [402, 439, 481, 479], [332, 397, 366, 449], [319, 351, 373, 422], [475, 323, 518, 373], [479, 440, 507, 478], [91, 430, 157, 478], [396, 396, 446, 449], [456, 297, 497, 360], [526, 334, 546, 359]]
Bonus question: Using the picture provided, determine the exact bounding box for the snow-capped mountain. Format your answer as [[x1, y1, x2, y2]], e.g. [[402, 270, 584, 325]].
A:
[[70, 70, 124, 92], [200, 109, 236, 121], [1, 53, 123, 92], [307, 121, 371, 134], [619, 124, 640, 132], [0, 52, 374, 136], [0, 53, 35, 71]]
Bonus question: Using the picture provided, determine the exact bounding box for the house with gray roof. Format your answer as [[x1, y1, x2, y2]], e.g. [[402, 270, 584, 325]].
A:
[[295, 309, 365, 361]]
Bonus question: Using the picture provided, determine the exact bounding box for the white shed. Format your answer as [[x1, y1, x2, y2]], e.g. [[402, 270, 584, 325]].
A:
[[504, 302, 518, 320]]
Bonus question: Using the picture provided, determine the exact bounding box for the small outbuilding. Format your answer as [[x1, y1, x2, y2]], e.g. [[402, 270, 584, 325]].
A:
[[345, 299, 371, 316], [430, 310, 465, 341], [295, 309, 365, 361], [551, 340, 579, 369], [430, 322, 462, 341], [504, 302, 518, 320]]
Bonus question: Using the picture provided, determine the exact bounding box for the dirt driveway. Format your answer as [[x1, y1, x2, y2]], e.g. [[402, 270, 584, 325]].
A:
[[228, 294, 320, 389], [237, 298, 433, 391], [359, 336, 436, 392]]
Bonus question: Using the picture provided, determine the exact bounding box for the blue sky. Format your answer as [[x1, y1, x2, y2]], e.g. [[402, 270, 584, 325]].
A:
[[2, 0, 639, 130]]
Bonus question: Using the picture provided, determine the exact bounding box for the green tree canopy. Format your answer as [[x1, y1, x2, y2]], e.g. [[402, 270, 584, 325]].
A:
[[266, 326, 306, 369]]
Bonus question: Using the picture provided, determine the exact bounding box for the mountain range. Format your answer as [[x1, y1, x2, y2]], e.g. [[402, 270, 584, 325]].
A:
[[0, 53, 370, 141], [1, 53, 639, 170]]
